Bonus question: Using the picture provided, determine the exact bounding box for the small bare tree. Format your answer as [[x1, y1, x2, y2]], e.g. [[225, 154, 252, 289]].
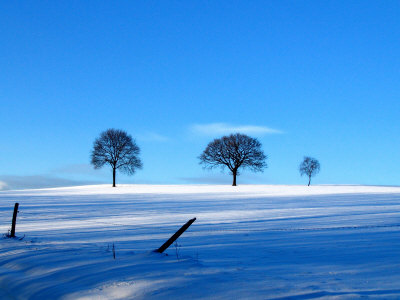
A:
[[299, 156, 320, 186], [199, 133, 267, 186], [91, 129, 142, 187]]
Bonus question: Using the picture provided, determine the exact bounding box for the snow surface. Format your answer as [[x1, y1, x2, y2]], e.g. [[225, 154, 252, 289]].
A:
[[0, 184, 399, 299]]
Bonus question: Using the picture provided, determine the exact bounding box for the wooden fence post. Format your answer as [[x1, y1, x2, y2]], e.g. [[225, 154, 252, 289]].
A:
[[10, 203, 19, 238], [155, 218, 196, 253]]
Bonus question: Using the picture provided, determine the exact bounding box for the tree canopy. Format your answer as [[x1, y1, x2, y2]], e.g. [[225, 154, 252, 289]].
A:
[[91, 129, 142, 187], [299, 156, 320, 186], [199, 133, 267, 186]]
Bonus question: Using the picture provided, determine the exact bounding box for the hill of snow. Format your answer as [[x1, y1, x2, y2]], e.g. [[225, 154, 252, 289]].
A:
[[0, 185, 399, 299]]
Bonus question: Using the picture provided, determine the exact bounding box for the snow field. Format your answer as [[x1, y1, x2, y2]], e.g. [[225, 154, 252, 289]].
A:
[[0, 184, 399, 299]]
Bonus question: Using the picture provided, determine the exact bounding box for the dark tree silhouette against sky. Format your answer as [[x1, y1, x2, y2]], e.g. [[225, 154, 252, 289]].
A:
[[199, 133, 267, 186], [91, 129, 142, 187], [299, 156, 320, 186]]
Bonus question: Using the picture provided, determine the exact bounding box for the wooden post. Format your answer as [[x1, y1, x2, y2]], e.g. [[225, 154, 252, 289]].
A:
[[10, 203, 19, 238], [155, 218, 196, 253]]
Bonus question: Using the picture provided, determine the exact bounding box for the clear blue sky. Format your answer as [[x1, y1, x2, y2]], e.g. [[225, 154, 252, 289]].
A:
[[1, 1, 399, 189]]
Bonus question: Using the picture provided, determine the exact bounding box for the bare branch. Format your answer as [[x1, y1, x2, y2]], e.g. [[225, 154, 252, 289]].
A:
[[91, 129, 143, 187], [299, 156, 320, 186], [199, 133, 267, 186]]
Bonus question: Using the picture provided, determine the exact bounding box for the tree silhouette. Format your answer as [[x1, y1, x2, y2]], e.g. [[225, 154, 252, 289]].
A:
[[299, 156, 320, 186], [199, 133, 267, 186], [91, 129, 142, 187]]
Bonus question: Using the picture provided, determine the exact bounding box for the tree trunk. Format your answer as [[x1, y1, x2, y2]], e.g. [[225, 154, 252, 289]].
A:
[[308, 176, 311, 186], [232, 170, 237, 186], [113, 168, 116, 187]]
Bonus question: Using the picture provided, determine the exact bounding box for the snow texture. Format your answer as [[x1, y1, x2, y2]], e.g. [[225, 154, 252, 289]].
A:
[[0, 184, 399, 299]]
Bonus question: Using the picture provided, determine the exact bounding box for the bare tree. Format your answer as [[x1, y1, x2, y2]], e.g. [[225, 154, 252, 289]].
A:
[[199, 133, 267, 186], [299, 156, 320, 186], [91, 129, 142, 187]]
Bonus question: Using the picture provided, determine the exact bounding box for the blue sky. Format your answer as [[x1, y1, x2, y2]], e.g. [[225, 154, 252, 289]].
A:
[[1, 1, 399, 189]]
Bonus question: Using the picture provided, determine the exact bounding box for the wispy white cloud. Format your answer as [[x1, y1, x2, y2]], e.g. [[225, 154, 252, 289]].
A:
[[137, 132, 170, 142], [191, 123, 283, 136], [52, 164, 106, 176], [50, 164, 109, 178], [0, 181, 8, 191], [0, 175, 96, 190], [179, 174, 230, 184]]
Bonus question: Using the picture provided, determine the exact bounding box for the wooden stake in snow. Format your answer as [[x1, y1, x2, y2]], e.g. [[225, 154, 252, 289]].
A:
[[10, 203, 19, 238], [155, 218, 196, 253]]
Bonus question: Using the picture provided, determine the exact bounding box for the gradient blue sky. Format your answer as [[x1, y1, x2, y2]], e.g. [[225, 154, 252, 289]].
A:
[[1, 1, 399, 189]]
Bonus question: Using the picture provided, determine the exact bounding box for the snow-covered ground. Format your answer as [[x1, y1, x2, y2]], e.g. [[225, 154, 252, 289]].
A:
[[0, 184, 399, 299]]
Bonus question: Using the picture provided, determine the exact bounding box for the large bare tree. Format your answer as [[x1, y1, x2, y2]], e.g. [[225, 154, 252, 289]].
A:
[[299, 156, 320, 186], [199, 133, 267, 186], [91, 129, 142, 187]]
